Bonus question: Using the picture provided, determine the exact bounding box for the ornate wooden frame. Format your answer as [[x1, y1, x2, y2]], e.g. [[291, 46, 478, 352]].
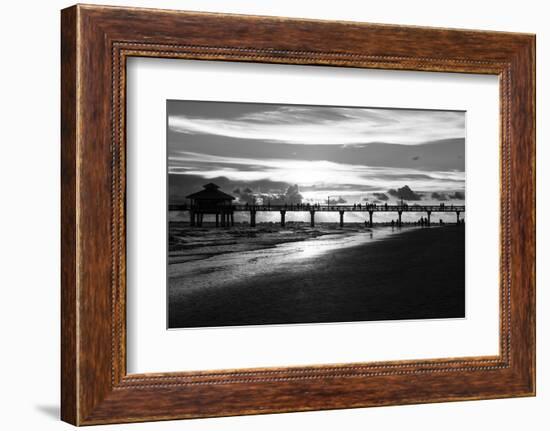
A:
[[61, 4, 535, 425]]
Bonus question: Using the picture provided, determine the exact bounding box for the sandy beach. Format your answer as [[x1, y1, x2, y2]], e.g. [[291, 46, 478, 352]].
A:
[[168, 224, 465, 328]]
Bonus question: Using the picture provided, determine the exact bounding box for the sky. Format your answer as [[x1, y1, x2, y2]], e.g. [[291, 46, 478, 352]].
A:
[[167, 100, 465, 205]]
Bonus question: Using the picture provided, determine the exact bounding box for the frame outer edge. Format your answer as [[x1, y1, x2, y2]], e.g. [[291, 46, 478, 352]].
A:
[[61, 4, 536, 424], [531, 34, 536, 396], [505, 35, 536, 395], [522, 34, 536, 395], [61, 5, 79, 426], [526, 35, 536, 395]]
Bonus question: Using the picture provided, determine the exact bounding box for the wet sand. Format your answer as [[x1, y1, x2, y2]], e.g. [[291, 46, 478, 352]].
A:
[[168, 225, 465, 328]]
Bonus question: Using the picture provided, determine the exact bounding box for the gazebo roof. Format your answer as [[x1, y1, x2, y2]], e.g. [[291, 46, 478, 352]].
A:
[[186, 183, 235, 200]]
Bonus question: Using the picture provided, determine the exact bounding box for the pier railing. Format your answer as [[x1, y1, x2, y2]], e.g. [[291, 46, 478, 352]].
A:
[[230, 204, 465, 213], [170, 203, 465, 228]]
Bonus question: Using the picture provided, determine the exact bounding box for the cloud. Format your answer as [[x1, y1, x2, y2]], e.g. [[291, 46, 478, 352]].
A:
[[431, 192, 448, 201], [448, 191, 465, 200], [169, 151, 465, 194], [328, 197, 347, 204], [168, 105, 465, 146], [168, 133, 465, 172], [232, 187, 257, 204], [169, 174, 292, 204], [372, 192, 389, 201], [282, 184, 303, 204], [387, 185, 423, 201], [257, 184, 304, 205]]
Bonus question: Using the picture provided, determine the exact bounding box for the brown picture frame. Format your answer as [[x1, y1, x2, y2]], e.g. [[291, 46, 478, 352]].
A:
[[61, 4, 536, 425]]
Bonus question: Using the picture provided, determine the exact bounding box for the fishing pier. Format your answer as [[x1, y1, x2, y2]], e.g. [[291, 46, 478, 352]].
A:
[[173, 183, 465, 228]]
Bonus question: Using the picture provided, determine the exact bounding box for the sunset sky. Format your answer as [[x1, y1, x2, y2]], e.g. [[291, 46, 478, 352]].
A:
[[167, 101, 465, 205]]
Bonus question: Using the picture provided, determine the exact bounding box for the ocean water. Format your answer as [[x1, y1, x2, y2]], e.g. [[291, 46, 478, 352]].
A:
[[169, 227, 405, 293]]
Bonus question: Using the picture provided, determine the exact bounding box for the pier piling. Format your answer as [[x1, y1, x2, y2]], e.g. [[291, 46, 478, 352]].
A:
[[250, 210, 256, 227], [177, 202, 466, 228]]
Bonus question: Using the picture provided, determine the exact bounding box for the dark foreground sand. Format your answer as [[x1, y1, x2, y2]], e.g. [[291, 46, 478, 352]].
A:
[[168, 225, 465, 328]]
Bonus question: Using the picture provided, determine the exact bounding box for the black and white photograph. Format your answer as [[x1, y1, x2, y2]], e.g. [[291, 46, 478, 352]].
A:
[[167, 100, 466, 329]]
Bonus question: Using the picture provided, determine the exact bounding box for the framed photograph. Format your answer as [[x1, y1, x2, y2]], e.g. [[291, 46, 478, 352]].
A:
[[165, 100, 467, 330], [61, 4, 535, 425]]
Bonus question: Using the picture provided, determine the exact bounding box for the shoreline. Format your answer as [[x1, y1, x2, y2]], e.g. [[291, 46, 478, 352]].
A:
[[169, 222, 376, 264], [168, 221, 456, 265]]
